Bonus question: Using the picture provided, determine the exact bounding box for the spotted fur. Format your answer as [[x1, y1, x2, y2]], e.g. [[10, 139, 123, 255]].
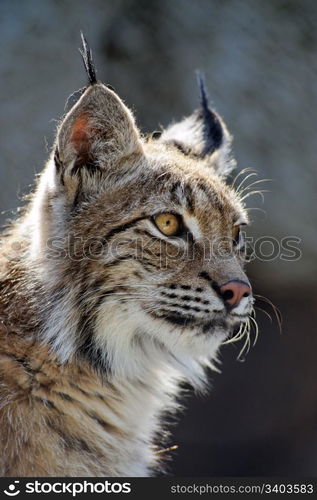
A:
[[0, 38, 254, 476]]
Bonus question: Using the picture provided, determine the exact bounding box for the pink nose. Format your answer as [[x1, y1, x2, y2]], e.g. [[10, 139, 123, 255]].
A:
[[219, 280, 251, 307]]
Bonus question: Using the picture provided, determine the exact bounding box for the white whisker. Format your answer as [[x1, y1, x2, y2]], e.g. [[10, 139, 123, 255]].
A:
[[235, 172, 258, 194]]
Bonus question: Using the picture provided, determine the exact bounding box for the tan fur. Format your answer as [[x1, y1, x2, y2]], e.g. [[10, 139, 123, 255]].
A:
[[0, 74, 253, 476]]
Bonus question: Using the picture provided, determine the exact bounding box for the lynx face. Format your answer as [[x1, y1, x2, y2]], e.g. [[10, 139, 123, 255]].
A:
[[30, 58, 253, 381]]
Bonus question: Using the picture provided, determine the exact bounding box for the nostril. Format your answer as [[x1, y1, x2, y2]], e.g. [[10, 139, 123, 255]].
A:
[[222, 290, 234, 301], [243, 292, 250, 297]]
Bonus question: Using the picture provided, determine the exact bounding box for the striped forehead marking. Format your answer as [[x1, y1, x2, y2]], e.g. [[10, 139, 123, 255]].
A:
[[169, 178, 226, 210]]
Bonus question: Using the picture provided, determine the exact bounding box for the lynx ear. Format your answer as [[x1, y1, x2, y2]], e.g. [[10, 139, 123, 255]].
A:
[[56, 34, 142, 178], [160, 74, 234, 176], [56, 83, 142, 173]]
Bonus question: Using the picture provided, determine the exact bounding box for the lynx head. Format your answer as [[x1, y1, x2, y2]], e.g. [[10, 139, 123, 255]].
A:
[[31, 36, 254, 385]]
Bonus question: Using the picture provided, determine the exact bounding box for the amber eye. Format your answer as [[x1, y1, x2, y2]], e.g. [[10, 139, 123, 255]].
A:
[[154, 213, 182, 236], [232, 226, 241, 246]]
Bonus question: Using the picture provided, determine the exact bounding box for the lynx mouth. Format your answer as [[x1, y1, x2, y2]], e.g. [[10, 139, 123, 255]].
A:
[[150, 309, 231, 333]]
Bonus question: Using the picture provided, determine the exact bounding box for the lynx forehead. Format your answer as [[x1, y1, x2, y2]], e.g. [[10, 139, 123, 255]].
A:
[[0, 35, 255, 476]]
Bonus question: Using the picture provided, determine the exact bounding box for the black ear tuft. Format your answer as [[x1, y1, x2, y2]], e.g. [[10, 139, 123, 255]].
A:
[[196, 71, 223, 155], [79, 32, 97, 85], [159, 73, 233, 176], [196, 70, 209, 113]]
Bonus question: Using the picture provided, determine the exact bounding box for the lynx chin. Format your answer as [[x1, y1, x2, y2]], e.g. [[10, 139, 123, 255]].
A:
[[0, 35, 256, 476]]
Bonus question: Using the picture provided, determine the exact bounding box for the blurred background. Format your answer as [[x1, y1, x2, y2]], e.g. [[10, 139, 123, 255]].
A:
[[0, 0, 316, 476]]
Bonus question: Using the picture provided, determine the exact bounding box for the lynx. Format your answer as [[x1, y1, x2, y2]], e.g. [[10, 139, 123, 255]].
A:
[[0, 36, 254, 476]]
